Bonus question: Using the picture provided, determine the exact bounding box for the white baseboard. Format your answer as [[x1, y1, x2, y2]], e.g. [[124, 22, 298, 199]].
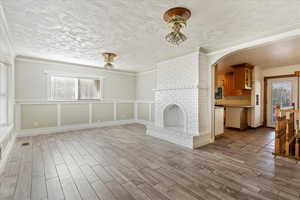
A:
[[135, 120, 154, 126], [16, 120, 137, 137]]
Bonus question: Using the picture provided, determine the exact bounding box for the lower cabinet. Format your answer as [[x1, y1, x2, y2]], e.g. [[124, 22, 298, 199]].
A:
[[225, 107, 248, 130], [214, 106, 224, 136]]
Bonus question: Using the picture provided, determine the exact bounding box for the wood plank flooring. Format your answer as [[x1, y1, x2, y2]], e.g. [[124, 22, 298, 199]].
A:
[[1, 124, 300, 200]]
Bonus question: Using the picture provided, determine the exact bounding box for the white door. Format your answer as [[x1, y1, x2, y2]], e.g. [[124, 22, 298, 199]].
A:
[[267, 77, 297, 127]]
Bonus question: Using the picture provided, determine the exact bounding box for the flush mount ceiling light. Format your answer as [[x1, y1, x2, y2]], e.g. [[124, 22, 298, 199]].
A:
[[163, 7, 191, 46], [102, 53, 117, 69]]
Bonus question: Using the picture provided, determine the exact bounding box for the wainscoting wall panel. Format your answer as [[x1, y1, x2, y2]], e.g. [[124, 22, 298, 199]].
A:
[[151, 103, 155, 122], [61, 104, 89, 125], [117, 103, 134, 120], [92, 103, 114, 122], [137, 103, 149, 121], [21, 104, 57, 129], [15, 100, 154, 137]]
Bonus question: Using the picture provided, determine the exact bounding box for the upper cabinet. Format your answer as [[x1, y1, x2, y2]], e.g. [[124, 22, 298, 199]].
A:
[[223, 72, 235, 96], [223, 63, 253, 97], [232, 63, 253, 90]]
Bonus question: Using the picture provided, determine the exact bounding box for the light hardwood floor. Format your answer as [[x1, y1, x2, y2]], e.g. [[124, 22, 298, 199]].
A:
[[0, 124, 300, 200]]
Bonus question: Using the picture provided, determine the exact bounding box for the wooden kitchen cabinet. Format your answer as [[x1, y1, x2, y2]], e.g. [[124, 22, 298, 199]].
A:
[[223, 72, 235, 96], [223, 71, 251, 96], [232, 63, 253, 90], [223, 63, 253, 96]]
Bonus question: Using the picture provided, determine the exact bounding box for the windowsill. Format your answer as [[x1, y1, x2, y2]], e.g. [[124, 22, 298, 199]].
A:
[[47, 99, 103, 102]]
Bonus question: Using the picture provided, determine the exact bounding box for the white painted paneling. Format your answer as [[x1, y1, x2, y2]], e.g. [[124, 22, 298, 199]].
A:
[[92, 103, 114, 122], [117, 103, 134, 120], [21, 104, 57, 129], [61, 104, 89, 125], [137, 103, 149, 121]]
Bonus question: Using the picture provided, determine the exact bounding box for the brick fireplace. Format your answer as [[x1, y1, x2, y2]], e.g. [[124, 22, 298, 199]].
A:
[[147, 50, 212, 149]]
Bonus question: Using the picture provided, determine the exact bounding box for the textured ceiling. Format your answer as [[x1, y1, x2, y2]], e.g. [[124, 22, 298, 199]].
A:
[[2, 0, 300, 71], [217, 36, 300, 73]]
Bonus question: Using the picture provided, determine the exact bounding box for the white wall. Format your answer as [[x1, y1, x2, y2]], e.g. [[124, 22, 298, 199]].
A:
[[15, 57, 139, 133], [263, 64, 300, 77], [136, 70, 156, 101], [135, 70, 156, 122], [0, 2, 15, 172], [15, 58, 136, 101]]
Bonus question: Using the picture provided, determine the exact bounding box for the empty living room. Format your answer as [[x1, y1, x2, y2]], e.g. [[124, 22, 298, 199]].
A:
[[1, 1, 300, 200]]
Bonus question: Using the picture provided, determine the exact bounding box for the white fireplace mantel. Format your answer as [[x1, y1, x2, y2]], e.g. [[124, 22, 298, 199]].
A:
[[146, 50, 212, 149]]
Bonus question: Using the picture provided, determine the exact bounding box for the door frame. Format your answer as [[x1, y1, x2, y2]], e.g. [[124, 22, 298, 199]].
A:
[[263, 74, 296, 127]]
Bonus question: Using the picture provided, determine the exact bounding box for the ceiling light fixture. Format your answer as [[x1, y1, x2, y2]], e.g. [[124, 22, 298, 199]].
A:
[[102, 53, 117, 69], [163, 7, 191, 45]]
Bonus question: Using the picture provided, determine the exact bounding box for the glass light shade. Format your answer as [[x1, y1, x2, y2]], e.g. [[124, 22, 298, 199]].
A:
[[163, 7, 190, 46], [104, 63, 113, 69], [165, 31, 187, 45]]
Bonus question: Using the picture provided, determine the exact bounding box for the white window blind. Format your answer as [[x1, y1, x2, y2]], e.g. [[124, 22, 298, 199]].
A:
[[50, 76, 77, 100], [0, 63, 8, 126], [79, 79, 100, 100], [49, 76, 101, 100]]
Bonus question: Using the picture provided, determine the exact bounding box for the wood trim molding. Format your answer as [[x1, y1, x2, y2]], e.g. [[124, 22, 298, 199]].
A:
[[264, 74, 296, 80], [263, 78, 267, 127]]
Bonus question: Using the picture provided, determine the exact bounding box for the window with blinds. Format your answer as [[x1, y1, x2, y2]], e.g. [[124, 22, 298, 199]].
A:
[[49, 76, 101, 100], [79, 79, 101, 100]]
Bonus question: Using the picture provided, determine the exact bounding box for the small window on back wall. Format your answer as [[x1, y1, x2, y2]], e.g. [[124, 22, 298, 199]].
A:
[[49, 76, 101, 101], [79, 79, 101, 100]]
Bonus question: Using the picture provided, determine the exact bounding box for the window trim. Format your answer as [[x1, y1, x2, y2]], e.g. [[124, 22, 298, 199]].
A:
[[0, 62, 9, 127], [45, 71, 104, 102]]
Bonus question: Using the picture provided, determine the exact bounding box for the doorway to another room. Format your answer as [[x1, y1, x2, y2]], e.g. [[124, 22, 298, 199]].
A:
[[212, 35, 300, 156], [265, 76, 298, 127]]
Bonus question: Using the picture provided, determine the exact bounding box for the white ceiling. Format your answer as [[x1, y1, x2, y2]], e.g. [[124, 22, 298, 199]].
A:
[[217, 36, 300, 73], [2, 0, 300, 72]]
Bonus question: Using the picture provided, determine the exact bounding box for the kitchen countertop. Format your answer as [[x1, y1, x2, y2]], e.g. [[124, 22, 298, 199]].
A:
[[215, 104, 254, 108]]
